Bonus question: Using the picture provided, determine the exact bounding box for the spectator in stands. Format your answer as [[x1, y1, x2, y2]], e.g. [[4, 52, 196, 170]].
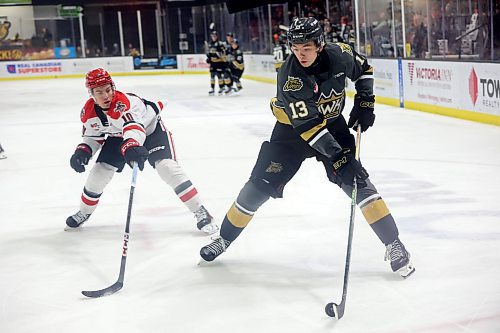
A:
[[112, 43, 120, 56], [41, 27, 52, 47], [128, 43, 140, 57]]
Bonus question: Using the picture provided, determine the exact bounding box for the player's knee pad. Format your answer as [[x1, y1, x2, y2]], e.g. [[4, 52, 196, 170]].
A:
[[249, 141, 303, 198], [236, 181, 270, 213], [85, 162, 117, 194], [155, 159, 188, 188]]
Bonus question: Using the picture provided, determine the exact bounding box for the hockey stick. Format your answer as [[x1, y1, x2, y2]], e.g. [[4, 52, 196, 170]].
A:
[[82, 162, 139, 298], [325, 125, 361, 319], [278, 24, 289, 31]]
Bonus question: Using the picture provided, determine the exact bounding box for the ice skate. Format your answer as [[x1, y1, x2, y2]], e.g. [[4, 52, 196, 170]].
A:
[[0, 144, 6, 159], [208, 89, 215, 96], [194, 205, 218, 234], [218, 88, 224, 96], [224, 87, 233, 95], [200, 235, 231, 262], [65, 211, 91, 231], [385, 238, 415, 278]]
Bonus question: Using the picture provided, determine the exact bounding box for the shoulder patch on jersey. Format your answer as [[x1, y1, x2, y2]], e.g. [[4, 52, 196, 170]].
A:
[[283, 76, 303, 92], [108, 91, 130, 120], [335, 42, 353, 56], [81, 99, 97, 123]]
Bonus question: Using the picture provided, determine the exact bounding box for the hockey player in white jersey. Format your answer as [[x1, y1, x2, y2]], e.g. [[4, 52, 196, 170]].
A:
[[66, 68, 218, 234]]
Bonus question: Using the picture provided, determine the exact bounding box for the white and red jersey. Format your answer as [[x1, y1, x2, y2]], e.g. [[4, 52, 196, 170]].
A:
[[79, 91, 166, 155]]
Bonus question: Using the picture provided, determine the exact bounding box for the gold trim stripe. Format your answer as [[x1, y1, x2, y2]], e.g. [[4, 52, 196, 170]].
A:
[[226, 203, 253, 228], [361, 199, 390, 224], [300, 119, 327, 141], [404, 101, 500, 126], [271, 98, 291, 125]]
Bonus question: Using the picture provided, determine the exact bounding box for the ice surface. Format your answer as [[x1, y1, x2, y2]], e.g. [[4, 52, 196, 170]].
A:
[[1, 75, 500, 333]]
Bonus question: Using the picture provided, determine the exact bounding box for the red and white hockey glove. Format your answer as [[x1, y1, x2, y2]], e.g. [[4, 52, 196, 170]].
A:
[[70, 144, 92, 173], [120, 139, 149, 170]]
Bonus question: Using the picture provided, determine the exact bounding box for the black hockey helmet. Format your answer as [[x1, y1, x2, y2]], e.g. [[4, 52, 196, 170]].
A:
[[287, 17, 325, 47], [226, 32, 234, 37]]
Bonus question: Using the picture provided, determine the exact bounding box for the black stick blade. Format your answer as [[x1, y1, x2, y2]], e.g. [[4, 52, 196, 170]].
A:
[[82, 281, 123, 298], [325, 303, 336, 317], [325, 302, 345, 319]]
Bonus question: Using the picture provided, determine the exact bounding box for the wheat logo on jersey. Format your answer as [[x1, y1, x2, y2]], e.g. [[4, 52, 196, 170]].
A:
[[265, 161, 283, 173], [283, 76, 303, 92], [335, 43, 353, 56], [316, 88, 345, 119]]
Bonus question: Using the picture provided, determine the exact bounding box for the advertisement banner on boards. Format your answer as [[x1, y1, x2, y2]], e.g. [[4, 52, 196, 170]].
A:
[[177, 54, 209, 72], [402, 59, 500, 115], [402, 59, 455, 107], [370, 58, 400, 101], [460, 63, 500, 115], [0, 57, 134, 77]]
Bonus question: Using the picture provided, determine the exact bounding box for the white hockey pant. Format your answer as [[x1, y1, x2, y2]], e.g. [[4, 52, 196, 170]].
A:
[[80, 162, 117, 214], [155, 159, 202, 212]]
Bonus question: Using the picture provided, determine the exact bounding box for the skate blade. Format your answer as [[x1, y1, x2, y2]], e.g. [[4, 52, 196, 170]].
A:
[[197, 258, 212, 266], [398, 262, 415, 278], [200, 223, 219, 235], [64, 225, 83, 232]]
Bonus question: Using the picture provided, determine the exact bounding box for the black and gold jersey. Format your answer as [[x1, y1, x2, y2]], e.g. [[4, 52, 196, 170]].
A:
[[272, 42, 373, 159], [207, 40, 227, 63], [227, 46, 244, 71]]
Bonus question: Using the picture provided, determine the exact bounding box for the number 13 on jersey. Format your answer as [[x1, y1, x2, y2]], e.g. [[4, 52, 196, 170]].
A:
[[289, 101, 308, 118]]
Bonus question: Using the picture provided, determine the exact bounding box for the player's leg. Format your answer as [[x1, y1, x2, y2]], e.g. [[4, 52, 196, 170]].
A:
[[234, 69, 243, 91], [66, 137, 125, 230], [200, 135, 306, 261], [224, 67, 233, 94], [209, 67, 216, 95], [324, 119, 414, 277], [145, 121, 218, 234], [215, 67, 225, 95]]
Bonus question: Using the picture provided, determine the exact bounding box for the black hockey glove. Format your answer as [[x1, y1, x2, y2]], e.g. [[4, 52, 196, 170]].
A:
[[70, 144, 92, 173], [331, 149, 369, 187], [347, 95, 375, 132], [120, 139, 149, 171]]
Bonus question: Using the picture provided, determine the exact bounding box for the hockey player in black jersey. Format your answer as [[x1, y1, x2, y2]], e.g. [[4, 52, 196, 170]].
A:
[[200, 17, 415, 278], [206, 31, 229, 95], [273, 32, 291, 72], [226, 38, 244, 92]]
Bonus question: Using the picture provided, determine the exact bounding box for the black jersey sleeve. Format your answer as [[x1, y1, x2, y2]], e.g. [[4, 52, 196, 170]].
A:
[[334, 42, 374, 97], [277, 59, 342, 159]]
